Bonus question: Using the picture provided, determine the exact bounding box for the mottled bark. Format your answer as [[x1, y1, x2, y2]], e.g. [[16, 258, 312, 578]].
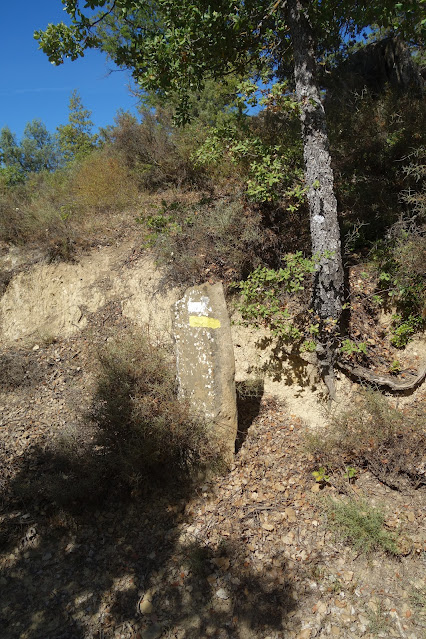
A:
[[286, 0, 344, 398]]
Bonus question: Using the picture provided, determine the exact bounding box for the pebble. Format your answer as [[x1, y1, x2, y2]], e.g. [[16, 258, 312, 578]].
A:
[[316, 601, 328, 615], [139, 599, 153, 615], [215, 588, 229, 600]]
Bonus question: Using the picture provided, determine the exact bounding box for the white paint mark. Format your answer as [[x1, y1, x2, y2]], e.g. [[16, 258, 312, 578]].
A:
[[187, 296, 211, 315]]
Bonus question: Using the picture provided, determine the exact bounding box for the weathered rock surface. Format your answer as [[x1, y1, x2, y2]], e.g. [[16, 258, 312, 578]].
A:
[[173, 282, 238, 461]]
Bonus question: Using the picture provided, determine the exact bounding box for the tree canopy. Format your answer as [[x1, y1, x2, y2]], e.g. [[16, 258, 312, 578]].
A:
[[35, 1, 424, 119], [57, 89, 98, 162], [0, 120, 59, 180]]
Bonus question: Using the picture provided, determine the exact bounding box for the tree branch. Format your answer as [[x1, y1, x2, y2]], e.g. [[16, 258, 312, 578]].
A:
[[336, 360, 426, 392]]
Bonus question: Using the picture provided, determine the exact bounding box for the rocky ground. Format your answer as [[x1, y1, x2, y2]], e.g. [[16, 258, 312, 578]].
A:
[[0, 295, 425, 639]]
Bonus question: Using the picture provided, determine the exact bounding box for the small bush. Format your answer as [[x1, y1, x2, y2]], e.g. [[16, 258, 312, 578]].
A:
[[70, 149, 138, 213], [141, 196, 287, 287], [0, 150, 139, 252], [91, 332, 221, 486], [0, 171, 66, 244], [108, 110, 207, 190], [371, 224, 426, 346], [328, 86, 426, 245], [306, 390, 425, 490], [323, 497, 399, 555]]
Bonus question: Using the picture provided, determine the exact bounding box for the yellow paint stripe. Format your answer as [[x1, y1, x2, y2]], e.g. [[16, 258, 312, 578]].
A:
[[189, 316, 221, 329]]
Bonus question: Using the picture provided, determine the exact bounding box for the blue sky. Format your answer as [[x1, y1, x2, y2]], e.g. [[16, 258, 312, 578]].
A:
[[0, 1, 140, 140]]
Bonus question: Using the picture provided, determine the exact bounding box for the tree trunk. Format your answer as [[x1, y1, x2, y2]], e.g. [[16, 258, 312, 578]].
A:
[[286, 0, 344, 398]]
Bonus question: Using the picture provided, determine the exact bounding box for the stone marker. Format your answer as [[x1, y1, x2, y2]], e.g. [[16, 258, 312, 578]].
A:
[[172, 282, 238, 461]]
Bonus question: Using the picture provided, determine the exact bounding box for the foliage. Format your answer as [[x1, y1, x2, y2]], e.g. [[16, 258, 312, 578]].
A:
[[388, 359, 402, 374], [35, 2, 425, 115], [312, 466, 330, 483], [57, 90, 98, 163], [340, 339, 367, 357], [0, 126, 21, 169], [104, 109, 207, 190], [400, 145, 426, 219], [0, 168, 75, 247], [323, 497, 399, 555], [91, 332, 221, 484], [327, 86, 426, 248], [194, 120, 303, 204], [139, 196, 286, 287], [0, 120, 60, 178], [0, 149, 139, 251], [19, 120, 61, 173], [370, 224, 425, 347], [236, 254, 319, 347], [389, 314, 422, 347], [192, 79, 304, 203], [0, 165, 25, 187]]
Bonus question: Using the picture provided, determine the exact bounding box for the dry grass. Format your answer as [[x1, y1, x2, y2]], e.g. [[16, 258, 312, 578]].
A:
[[90, 331, 223, 488], [306, 390, 425, 490], [0, 151, 139, 257]]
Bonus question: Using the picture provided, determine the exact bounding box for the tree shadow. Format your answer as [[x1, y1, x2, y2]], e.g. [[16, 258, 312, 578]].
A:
[[235, 379, 264, 454], [252, 336, 321, 394], [0, 434, 303, 639], [0, 324, 309, 639]]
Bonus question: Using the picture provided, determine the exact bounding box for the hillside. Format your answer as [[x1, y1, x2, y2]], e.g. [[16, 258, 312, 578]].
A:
[[0, 232, 425, 639], [1, 24, 425, 638]]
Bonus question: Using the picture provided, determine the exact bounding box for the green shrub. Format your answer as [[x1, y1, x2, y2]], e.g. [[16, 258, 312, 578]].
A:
[[371, 225, 425, 346], [323, 497, 399, 555], [91, 332, 221, 486], [236, 252, 316, 345]]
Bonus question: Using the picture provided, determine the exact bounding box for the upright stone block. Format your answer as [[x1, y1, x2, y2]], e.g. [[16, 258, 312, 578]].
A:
[[172, 282, 237, 461]]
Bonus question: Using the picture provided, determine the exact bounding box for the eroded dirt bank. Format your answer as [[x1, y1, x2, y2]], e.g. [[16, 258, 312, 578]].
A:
[[0, 241, 331, 424]]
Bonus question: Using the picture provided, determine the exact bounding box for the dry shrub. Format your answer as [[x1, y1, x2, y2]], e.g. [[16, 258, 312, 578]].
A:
[[91, 332, 222, 486], [71, 149, 138, 213], [109, 110, 207, 190], [0, 169, 76, 251], [0, 151, 138, 255], [306, 390, 425, 490], [144, 197, 284, 287], [327, 86, 426, 244]]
